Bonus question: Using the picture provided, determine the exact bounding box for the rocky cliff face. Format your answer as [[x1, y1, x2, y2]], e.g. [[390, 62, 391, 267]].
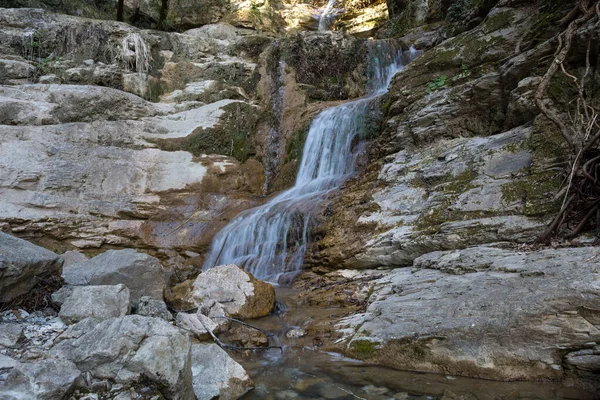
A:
[[295, 0, 600, 390], [0, 7, 372, 281], [1, 0, 600, 394], [308, 0, 586, 270]]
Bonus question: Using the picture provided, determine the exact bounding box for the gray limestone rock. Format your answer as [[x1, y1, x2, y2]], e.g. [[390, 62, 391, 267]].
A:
[[58, 284, 131, 324], [175, 312, 218, 340], [0, 324, 24, 347], [135, 296, 173, 320], [51, 315, 194, 399], [0, 232, 63, 303], [338, 246, 600, 382], [191, 343, 253, 400], [0, 354, 18, 369], [192, 264, 275, 319], [0, 359, 81, 400], [62, 249, 166, 302]]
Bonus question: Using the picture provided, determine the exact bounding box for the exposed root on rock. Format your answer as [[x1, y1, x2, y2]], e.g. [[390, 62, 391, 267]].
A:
[[537, 0, 600, 243]]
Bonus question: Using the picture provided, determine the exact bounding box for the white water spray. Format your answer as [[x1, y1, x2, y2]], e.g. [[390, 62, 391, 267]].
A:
[[203, 43, 419, 282], [318, 0, 340, 31]]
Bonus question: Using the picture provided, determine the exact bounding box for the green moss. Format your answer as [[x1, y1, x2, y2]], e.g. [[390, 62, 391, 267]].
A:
[[285, 124, 310, 163], [501, 172, 560, 217], [151, 102, 259, 162], [387, 338, 428, 359], [527, 116, 569, 163], [349, 340, 381, 358], [546, 73, 578, 106], [412, 168, 479, 234], [442, 169, 478, 193], [381, 97, 393, 114], [461, 35, 506, 65], [423, 46, 461, 67], [481, 11, 514, 34]]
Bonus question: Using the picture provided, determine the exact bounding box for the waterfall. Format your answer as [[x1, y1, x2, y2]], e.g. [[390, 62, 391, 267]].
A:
[[202, 43, 419, 283], [318, 0, 339, 31]]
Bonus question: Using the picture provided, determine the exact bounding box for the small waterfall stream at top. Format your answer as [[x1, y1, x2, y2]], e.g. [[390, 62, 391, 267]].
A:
[[202, 43, 419, 283], [318, 0, 340, 31]]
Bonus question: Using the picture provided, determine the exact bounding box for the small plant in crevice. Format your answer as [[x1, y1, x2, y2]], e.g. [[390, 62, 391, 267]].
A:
[[35, 54, 65, 80], [426, 75, 447, 94]]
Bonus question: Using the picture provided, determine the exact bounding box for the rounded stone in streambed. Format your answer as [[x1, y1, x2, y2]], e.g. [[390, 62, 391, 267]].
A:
[[192, 264, 275, 319]]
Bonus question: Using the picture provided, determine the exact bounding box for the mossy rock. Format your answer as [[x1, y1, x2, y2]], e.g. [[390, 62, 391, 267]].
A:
[[274, 33, 369, 100], [151, 102, 260, 162], [348, 339, 381, 358]]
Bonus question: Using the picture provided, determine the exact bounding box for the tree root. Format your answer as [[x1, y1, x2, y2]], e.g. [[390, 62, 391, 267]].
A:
[[536, 0, 600, 242]]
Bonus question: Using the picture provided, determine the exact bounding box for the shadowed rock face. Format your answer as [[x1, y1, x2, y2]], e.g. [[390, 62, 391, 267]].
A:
[[308, 0, 571, 271], [0, 232, 63, 303]]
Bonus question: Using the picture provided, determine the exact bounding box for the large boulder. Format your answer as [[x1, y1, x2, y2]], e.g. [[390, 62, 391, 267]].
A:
[[192, 265, 275, 319], [0, 232, 63, 303], [191, 343, 253, 400], [62, 249, 167, 302], [338, 246, 600, 383], [58, 284, 131, 324], [51, 315, 194, 399], [0, 359, 81, 400]]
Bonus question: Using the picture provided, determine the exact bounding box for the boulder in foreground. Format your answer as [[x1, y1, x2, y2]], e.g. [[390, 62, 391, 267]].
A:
[[339, 246, 600, 385], [191, 343, 253, 400], [0, 359, 81, 400], [192, 264, 275, 319], [62, 249, 166, 302], [58, 284, 130, 324], [51, 315, 194, 399], [0, 232, 63, 303]]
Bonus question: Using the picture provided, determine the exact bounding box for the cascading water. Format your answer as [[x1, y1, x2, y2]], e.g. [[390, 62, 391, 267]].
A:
[[318, 0, 339, 31], [203, 43, 419, 283]]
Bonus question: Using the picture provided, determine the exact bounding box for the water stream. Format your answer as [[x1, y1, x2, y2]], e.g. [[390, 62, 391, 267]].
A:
[[203, 42, 418, 283], [200, 39, 597, 400], [318, 0, 340, 32], [235, 288, 595, 400]]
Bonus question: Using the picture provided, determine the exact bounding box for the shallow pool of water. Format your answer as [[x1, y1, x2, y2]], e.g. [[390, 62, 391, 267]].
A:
[[231, 288, 596, 400]]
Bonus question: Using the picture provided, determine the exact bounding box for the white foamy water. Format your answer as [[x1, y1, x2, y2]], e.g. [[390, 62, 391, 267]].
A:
[[318, 0, 339, 31], [203, 44, 419, 282]]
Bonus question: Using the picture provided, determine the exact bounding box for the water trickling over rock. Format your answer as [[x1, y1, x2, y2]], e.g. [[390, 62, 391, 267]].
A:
[[203, 43, 418, 282], [318, 0, 340, 32]]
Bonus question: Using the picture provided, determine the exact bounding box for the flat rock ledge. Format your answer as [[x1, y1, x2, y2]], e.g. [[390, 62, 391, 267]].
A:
[[336, 246, 600, 390]]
